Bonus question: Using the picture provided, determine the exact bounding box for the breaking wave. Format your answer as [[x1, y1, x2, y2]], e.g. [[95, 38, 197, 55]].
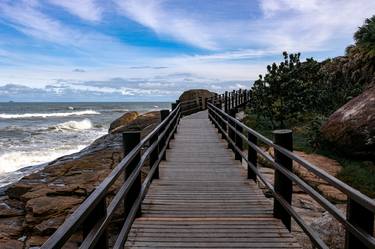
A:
[[50, 119, 93, 131], [0, 110, 100, 119], [0, 146, 86, 175]]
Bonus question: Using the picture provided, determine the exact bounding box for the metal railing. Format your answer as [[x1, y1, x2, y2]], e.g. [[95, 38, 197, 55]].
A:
[[208, 102, 375, 249]]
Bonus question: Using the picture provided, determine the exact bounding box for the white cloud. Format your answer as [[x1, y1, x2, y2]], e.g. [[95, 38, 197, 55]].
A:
[[47, 0, 102, 22], [1, 0, 375, 99], [0, 1, 76, 45], [115, 0, 375, 53], [0, 1, 122, 50], [115, 0, 218, 50], [257, 0, 375, 51]]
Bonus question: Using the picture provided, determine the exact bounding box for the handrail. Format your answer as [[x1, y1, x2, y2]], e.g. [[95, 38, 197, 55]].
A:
[[41, 88, 251, 249], [82, 110, 181, 249], [209, 103, 375, 212], [208, 102, 375, 249], [42, 104, 181, 249], [112, 113, 179, 249]]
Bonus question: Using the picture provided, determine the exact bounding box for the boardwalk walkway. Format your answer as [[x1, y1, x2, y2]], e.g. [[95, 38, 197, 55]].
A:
[[125, 111, 300, 248]]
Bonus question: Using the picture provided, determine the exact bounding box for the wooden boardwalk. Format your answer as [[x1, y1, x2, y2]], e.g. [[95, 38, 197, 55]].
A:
[[125, 111, 300, 248]]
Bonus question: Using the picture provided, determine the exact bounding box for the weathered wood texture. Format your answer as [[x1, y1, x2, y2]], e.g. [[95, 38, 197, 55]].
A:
[[125, 111, 300, 248]]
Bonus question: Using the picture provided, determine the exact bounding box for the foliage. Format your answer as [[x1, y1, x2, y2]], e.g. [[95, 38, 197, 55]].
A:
[[337, 161, 375, 198], [244, 16, 375, 197], [249, 15, 375, 127], [249, 52, 321, 129], [316, 58, 364, 115], [305, 115, 327, 149], [353, 15, 375, 57]]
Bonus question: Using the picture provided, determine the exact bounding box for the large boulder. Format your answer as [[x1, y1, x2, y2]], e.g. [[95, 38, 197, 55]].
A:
[[320, 86, 375, 159], [179, 89, 216, 102], [108, 111, 139, 133]]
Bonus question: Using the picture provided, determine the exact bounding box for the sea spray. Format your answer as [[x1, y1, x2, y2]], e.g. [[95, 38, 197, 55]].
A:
[[0, 145, 86, 174], [51, 119, 93, 131], [0, 110, 100, 119]]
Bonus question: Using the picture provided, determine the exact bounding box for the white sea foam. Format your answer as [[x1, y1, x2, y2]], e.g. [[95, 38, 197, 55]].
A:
[[0, 110, 100, 119], [0, 146, 86, 174], [51, 119, 93, 131]]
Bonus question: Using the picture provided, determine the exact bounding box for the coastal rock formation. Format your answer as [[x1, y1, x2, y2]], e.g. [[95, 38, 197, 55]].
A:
[[0, 111, 161, 248], [109, 111, 139, 133], [179, 89, 216, 102], [320, 86, 375, 159]]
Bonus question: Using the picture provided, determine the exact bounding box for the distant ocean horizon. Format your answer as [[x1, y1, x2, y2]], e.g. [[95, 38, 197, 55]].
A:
[[0, 102, 171, 188]]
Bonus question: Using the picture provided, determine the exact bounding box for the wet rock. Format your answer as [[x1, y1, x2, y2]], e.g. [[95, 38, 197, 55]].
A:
[[26, 235, 49, 248], [109, 111, 139, 133], [112, 111, 160, 134], [26, 196, 83, 217], [34, 216, 65, 235], [0, 110, 162, 247], [6, 183, 33, 200], [0, 216, 24, 238], [0, 197, 24, 217], [0, 239, 24, 249], [321, 86, 375, 159]]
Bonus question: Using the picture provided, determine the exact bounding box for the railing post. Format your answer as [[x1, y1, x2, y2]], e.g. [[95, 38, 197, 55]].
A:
[[123, 131, 142, 218], [82, 199, 109, 249], [232, 90, 235, 109], [150, 131, 159, 180], [247, 132, 257, 181], [170, 103, 177, 139], [235, 122, 243, 161], [208, 103, 212, 122], [160, 110, 170, 159], [228, 109, 236, 152], [220, 111, 226, 139], [176, 100, 181, 125], [345, 199, 374, 249], [272, 130, 293, 231], [198, 97, 203, 110], [224, 91, 228, 113], [215, 102, 222, 134], [238, 89, 242, 106], [235, 90, 239, 108]]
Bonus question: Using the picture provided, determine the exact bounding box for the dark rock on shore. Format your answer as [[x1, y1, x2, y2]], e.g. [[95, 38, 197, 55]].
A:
[[0, 111, 161, 248], [108, 111, 139, 133], [179, 89, 215, 102], [321, 86, 375, 159]]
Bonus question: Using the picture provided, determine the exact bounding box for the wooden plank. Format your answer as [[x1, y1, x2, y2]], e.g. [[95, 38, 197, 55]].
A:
[[125, 110, 300, 248]]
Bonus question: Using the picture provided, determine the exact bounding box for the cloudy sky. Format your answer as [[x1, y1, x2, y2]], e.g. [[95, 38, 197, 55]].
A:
[[0, 0, 375, 101]]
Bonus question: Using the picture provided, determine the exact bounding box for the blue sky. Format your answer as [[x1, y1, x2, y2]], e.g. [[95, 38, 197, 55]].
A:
[[0, 0, 375, 101]]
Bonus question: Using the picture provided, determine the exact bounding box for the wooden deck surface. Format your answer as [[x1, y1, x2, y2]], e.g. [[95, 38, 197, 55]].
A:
[[125, 111, 300, 248]]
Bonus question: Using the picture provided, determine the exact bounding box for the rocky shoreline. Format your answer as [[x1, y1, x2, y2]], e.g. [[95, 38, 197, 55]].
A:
[[0, 89, 216, 249], [0, 88, 369, 249], [0, 110, 161, 248]]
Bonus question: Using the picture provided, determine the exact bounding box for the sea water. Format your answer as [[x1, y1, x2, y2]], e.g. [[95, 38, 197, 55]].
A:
[[0, 102, 170, 188]]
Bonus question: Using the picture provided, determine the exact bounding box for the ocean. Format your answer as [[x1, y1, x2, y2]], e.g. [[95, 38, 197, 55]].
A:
[[0, 102, 170, 188]]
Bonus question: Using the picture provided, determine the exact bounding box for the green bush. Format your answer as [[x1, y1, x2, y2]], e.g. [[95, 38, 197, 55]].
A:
[[305, 115, 327, 150]]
